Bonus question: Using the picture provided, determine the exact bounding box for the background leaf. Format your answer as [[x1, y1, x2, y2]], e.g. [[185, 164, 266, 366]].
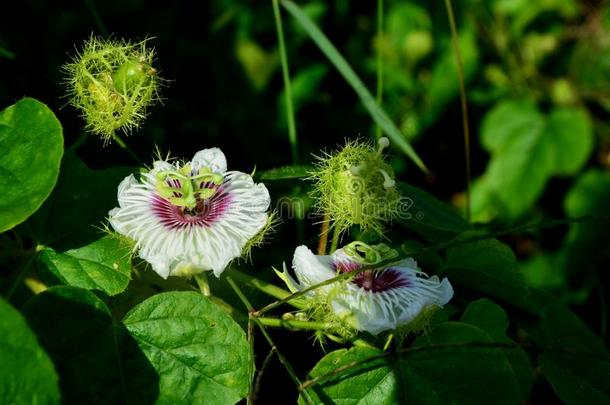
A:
[[22, 286, 160, 405], [396, 181, 470, 242], [461, 299, 533, 400], [0, 98, 63, 232], [443, 238, 539, 314], [0, 297, 60, 405], [398, 322, 523, 404], [281, 0, 427, 173], [521, 293, 610, 404], [474, 100, 593, 219], [17, 151, 133, 250], [257, 164, 313, 181]]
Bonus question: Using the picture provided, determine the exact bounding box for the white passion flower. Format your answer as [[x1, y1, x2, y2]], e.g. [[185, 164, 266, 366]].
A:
[[277, 242, 453, 335], [109, 148, 270, 278]]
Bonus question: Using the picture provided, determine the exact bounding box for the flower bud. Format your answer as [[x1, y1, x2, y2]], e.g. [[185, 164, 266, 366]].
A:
[[310, 138, 401, 235], [63, 36, 162, 143]]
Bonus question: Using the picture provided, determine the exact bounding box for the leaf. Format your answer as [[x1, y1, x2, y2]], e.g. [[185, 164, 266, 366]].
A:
[[38, 235, 132, 296], [474, 101, 593, 219], [257, 164, 313, 180], [22, 286, 160, 404], [302, 321, 525, 404], [123, 291, 252, 404], [281, 0, 428, 173], [17, 150, 133, 250], [547, 108, 593, 175], [398, 322, 523, 404], [561, 170, 610, 282], [522, 293, 610, 404], [0, 98, 63, 232], [461, 299, 533, 400], [0, 297, 60, 405], [443, 239, 539, 314], [300, 346, 398, 405], [396, 181, 470, 242]]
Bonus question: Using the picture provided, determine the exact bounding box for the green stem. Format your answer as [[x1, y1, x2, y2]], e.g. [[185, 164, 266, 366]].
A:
[[111, 132, 142, 165], [226, 276, 256, 404], [253, 318, 313, 404], [256, 317, 330, 331], [375, 0, 384, 140], [329, 226, 341, 254], [194, 273, 211, 297], [229, 268, 306, 309], [443, 0, 471, 222], [227, 276, 314, 405], [272, 0, 298, 164]]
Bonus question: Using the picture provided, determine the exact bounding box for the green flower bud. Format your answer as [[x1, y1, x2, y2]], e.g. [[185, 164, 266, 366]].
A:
[[63, 36, 162, 143], [310, 138, 402, 236]]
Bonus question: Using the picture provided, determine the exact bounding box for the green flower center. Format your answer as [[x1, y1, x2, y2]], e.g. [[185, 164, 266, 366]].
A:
[[154, 164, 224, 209]]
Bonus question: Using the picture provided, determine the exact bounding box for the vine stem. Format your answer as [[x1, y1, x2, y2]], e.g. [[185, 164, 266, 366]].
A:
[[329, 225, 341, 254], [317, 214, 330, 255], [226, 276, 314, 405], [272, 0, 298, 164], [444, 0, 472, 222], [257, 317, 330, 331], [111, 132, 142, 165]]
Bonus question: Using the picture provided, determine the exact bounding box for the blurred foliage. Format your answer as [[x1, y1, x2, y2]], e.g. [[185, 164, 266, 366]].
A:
[[1, 0, 610, 403]]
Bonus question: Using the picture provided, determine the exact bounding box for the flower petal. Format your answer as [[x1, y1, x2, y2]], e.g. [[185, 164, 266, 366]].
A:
[[292, 245, 335, 292], [192, 148, 227, 174]]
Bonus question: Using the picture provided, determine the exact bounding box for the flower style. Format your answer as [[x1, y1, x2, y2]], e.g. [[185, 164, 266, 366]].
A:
[[109, 148, 270, 278], [277, 242, 453, 335]]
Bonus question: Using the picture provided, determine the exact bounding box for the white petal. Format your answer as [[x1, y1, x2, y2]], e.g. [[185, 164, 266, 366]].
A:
[[192, 148, 227, 174], [292, 246, 335, 293]]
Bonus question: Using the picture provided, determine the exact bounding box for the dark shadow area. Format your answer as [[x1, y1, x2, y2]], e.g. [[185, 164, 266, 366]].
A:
[[21, 286, 159, 404]]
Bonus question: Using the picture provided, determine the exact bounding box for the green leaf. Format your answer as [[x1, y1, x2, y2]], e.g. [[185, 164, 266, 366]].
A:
[[461, 299, 533, 400], [481, 99, 543, 152], [443, 239, 539, 314], [300, 346, 398, 405], [123, 291, 252, 404], [304, 322, 525, 404], [561, 170, 610, 282], [522, 293, 610, 404], [0, 297, 60, 405], [281, 0, 428, 173], [38, 235, 132, 296], [399, 322, 523, 404], [257, 164, 313, 180], [547, 107, 593, 175], [22, 286, 160, 404], [17, 151, 133, 250], [0, 98, 63, 233], [475, 101, 593, 219], [396, 181, 470, 242]]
